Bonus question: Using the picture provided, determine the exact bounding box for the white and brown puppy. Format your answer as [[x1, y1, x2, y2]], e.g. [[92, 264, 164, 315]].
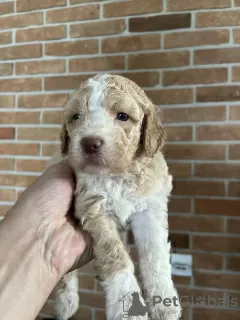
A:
[[55, 74, 181, 320]]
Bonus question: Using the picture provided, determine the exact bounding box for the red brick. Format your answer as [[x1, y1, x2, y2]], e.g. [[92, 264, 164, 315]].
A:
[[173, 181, 225, 196], [129, 51, 190, 69], [197, 10, 240, 27], [16, 60, 65, 75], [168, 163, 191, 178], [44, 75, 90, 91], [104, 0, 162, 18], [194, 272, 240, 290], [18, 94, 69, 109], [0, 12, 43, 30], [193, 236, 240, 253], [69, 56, 125, 73], [227, 218, 240, 233], [0, 63, 13, 76], [0, 112, 40, 124], [102, 34, 160, 53], [162, 106, 226, 123], [46, 39, 98, 56], [119, 72, 159, 87], [42, 143, 60, 156], [146, 88, 193, 105], [16, 25, 66, 42], [0, 206, 11, 217], [46, 5, 99, 23], [163, 144, 226, 160], [42, 111, 62, 124], [197, 85, 240, 102], [168, 198, 191, 213], [70, 0, 102, 2], [193, 308, 240, 320], [229, 144, 240, 159], [18, 127, 60, 141], [232, 64, 240, 80], [78, 275, 95, 290], [168, 0, 230, 11], [165, 126, 192, 141], [192, 253, 223, 270], [163, 68, 227, 86], [195, 48, 240, 65], [0, 143, 39, 156], [196, 124, 240, 140], [70, 20, 125, 38], [0, 174, 37, 187], [129, 14, 191, 32], [172, 275, 191, 285], [0, 158, 15, 170], [0, 189, 15, 202], [0, 96, 14, 108], [233, 29, 240, 43], [0, 2, 14, 15], [195, 199, 240, 216], [0, 128, 14, 139], [165, 29, 229, 48], [95, 310, 105, 320], [0, 78, 41, 92], [195, 163, 240, 178], [0, 31, 12, 45], [226, 256, 240, 271], [80, 292, 105, 308], [16, 159, 48, 172], [169, 215, 223, 233], [0, 44, 41, 60], [178, 287, 224, 304], [228, 181, 240, 197], [230, 105, 240, 119], [17, 0, 66, 12], [169, 233, 190, 249]]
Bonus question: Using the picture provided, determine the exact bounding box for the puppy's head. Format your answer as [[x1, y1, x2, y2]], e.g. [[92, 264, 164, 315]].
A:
[[61, 74, 165, 174]]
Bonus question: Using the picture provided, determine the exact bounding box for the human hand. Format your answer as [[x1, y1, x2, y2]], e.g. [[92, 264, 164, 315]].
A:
[[10, 159, 92, 277]]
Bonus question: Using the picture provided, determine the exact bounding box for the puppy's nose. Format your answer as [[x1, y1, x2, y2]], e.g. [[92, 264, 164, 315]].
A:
[[81, 136, 103, 154]]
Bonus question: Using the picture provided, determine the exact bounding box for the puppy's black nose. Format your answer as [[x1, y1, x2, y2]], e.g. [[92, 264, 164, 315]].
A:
[[81, 136, 103, 154]]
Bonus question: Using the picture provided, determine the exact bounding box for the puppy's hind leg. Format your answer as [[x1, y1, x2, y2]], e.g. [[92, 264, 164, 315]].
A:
[[54, 270, 79, 320]]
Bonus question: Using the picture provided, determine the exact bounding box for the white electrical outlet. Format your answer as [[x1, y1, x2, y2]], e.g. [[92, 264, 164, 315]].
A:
[[171, 253, 192, 277]]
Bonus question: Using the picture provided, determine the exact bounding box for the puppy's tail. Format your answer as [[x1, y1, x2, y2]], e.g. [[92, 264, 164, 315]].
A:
[[54, 271, 79, 320]]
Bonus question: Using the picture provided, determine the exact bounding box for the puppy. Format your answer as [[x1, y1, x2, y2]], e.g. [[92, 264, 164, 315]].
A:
[[54, 74, 181, 320]]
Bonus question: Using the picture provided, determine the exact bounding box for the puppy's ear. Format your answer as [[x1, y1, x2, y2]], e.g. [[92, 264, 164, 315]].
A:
[[60, 123, 70, 156], [141, 105, 165, 158]]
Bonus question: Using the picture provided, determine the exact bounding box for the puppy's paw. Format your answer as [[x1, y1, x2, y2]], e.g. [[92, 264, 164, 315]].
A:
[[55, 288, 79, 320], [149, 300, 181, 320]]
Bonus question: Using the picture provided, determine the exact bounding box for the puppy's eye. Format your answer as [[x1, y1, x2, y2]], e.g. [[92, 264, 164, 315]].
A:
[[116, 112, 129, 121], [72, 114, 80, 121]]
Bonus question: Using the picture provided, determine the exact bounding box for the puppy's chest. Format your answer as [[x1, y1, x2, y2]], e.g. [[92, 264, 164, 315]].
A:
[[76, 175, 147, 227]]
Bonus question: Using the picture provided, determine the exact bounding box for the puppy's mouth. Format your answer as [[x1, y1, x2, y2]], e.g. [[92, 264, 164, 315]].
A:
[[81, 153, 106, 174]]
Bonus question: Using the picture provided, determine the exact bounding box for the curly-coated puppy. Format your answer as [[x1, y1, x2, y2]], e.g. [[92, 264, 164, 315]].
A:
[[54, 74, 181, 320]]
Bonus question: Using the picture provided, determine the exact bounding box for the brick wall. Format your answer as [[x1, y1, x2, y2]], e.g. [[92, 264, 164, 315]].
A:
[[0, 0, 239, 319]]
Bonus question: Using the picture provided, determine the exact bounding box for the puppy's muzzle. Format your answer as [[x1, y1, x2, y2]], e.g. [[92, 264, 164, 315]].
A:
[[81, 136, 104, 154]]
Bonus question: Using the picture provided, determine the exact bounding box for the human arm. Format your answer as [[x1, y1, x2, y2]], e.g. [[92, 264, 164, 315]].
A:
[[0, 160, 92, 320]]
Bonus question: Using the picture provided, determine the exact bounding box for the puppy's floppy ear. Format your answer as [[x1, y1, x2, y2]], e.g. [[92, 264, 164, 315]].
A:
[[141, 104, 165, 158], [60, 123, 70, 156]]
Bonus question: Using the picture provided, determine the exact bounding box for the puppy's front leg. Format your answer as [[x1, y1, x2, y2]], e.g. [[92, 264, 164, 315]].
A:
[[130, 204, 181, 320], [76, 195, 148, 320]]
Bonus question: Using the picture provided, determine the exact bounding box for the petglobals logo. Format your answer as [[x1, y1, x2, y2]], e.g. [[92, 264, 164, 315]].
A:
[[120, 292, 149, 318], [119, 292, 180, 318]]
